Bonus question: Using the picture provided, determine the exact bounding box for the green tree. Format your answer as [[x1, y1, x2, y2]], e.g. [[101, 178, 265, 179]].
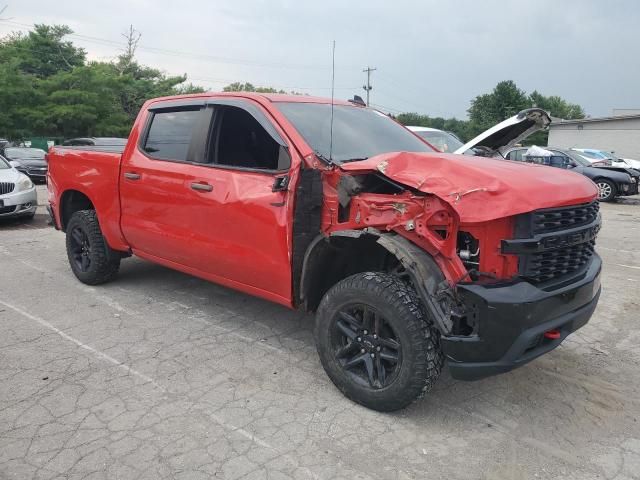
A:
[[223, 82, 285, 94], [0, 23, 205, 140], [0, 24, 86, 78], [467, 80, 530, 136], [529, 91, 585, 120], [396, 113, 472, 142]]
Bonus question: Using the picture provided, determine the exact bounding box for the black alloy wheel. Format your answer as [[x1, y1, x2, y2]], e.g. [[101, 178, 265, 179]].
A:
[[332, 304, 401, 389], [69, 225, 92, 272]]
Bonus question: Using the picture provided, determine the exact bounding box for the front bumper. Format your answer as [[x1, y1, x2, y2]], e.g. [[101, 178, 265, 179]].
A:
[[618, 181, 638, 196], [0, 187, 38, 217], [442, 254, 602, 381]]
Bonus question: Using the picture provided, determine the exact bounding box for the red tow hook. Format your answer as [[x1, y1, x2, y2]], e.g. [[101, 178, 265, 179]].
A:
[[544, 329, 561, 340]]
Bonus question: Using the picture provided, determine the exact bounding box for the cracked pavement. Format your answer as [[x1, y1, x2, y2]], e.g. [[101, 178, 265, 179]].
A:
[[0, 187, 639, 479]]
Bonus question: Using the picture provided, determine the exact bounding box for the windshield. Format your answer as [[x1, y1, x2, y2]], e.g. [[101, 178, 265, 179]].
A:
[[4, 147, 46, 159], [276, 103, 433, 162], [578, 150, 608, 160], [413, 130, 464, 153], [563, 150, 591, 166], [0, 155, 9, 169]]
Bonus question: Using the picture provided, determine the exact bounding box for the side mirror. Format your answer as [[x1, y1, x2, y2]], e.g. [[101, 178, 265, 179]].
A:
[[9, 160, 21, 168]]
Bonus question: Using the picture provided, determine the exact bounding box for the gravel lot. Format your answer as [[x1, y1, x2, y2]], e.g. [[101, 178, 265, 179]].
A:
[[1, 186, 639, 480]]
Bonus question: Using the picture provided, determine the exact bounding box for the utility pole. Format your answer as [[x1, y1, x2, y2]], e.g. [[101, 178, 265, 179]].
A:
[[362, 66, 376, 106]]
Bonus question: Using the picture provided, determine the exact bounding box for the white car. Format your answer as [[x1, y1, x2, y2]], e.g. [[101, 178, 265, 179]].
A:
[[408, 109, 552, 157], [0, 154, 37, 220], [406, 126, 465, 153]]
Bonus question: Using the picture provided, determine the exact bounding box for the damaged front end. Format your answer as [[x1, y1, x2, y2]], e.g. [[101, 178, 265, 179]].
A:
[[321, 152, 602, 380], [323, 165, 518, 338]]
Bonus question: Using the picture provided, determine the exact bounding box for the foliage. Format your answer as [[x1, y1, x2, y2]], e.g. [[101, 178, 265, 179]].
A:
[[467, 80, 530, 137], [398, 80, 586, 145], [222, 82, 306, 96], [395, 113, 472, 143], [0, 24, 586, 147], [0, 25, 86, 78], [0, 24, 203, 140], [223, 82, 285, 94]]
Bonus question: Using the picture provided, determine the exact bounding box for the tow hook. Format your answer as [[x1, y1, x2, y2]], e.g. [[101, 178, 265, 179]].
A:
[[544, 329, 561, 340]]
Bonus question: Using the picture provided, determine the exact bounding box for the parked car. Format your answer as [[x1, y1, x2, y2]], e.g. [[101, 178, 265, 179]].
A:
[[569, 149, 613, 166], [62, 137, 128, 150], [47, 93, 602, 412], [504, 146, 638, 201], [406, 126, 464, 153], [0, 154, 37, 219], [3, 147, 48, 182], [572, 149, 640, 170], [63, 137, 128, 146]]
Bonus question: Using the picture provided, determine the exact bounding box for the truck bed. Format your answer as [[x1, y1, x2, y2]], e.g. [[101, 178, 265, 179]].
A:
[[47, 146, 127, 250]]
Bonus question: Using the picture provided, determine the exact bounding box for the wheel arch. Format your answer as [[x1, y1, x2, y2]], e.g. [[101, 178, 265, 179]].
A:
[[59, 189, 95, 232], [299, 228, 453, 333]]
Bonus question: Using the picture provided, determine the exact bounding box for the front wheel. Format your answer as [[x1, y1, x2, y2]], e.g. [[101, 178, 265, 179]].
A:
[[315, 272, 443, 412], [596, 179, 617, 202], [66, 210, 120, 285]]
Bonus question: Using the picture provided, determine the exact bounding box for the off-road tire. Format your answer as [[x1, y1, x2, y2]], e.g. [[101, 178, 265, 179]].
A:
[[315, 272, 444, 412], [66, 210, 120, 285], [596, 178, 617, 202]]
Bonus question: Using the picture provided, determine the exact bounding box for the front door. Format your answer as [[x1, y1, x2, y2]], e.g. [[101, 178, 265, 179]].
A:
[[120, 99, 295, 304]]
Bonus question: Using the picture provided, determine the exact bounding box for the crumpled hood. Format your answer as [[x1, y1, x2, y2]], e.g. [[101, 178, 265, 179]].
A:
[[340, 151, 598, 223]]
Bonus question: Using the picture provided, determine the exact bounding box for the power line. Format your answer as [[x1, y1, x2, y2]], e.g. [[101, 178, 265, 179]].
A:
[[0, 19, 345, 72], [362, 66, 376, 106]]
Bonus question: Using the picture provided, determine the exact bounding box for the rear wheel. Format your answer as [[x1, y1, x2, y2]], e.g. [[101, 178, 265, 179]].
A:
[[66, 210, 120, 285], [315, 272, 443, 412], [596, 179, 616, 202]]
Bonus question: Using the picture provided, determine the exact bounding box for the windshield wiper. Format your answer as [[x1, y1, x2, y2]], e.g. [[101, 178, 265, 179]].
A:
[[339, 157, 369, 164]]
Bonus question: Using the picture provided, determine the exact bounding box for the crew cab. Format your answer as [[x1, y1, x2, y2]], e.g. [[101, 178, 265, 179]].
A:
[[47, 94, 602, 411]]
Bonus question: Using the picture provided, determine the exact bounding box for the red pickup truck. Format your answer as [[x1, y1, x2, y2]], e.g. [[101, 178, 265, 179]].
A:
[[47, 93, 602, 411]]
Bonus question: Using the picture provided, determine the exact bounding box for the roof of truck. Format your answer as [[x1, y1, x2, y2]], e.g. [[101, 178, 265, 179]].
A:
[[147, 91, 354, 106]]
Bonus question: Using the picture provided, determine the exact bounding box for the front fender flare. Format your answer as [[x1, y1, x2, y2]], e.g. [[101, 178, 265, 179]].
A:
[[300, 228, 456, 333]]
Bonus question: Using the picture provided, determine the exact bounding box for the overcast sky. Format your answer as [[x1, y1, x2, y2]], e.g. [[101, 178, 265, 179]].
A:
[[3, 0, 639, 118]]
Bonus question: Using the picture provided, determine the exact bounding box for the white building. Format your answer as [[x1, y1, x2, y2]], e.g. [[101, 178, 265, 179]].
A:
[[548, 113, 640, 159]]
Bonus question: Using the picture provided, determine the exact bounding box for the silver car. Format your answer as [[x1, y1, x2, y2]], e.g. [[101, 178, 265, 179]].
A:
[[0, 154, 37, 219]]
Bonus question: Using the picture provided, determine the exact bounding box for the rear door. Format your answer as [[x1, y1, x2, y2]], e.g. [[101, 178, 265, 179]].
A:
[[119, 101, 213, 265], [120, 98, 296, 303]]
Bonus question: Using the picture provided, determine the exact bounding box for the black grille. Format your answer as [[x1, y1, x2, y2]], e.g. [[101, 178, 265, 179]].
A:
[[531, 202, 599, 234], [0, 205, 17, 214], [521, 240, 596, 283], [0, 182, 15, 195], [507, 202, 601, 284]]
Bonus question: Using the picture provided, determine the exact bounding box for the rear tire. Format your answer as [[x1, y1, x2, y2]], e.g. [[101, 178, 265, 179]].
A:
[[315, 272, 443, 412], [65, 210, 120, 285], [596, 179, 616, 202]]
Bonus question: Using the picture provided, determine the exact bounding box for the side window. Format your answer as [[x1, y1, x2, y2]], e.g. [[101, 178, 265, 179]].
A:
[[213, 106, 289, 171], [143, 108, 203, 161]]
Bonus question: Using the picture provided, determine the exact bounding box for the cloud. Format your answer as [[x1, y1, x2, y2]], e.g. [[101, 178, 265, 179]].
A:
[[4, 0, 639, 118]]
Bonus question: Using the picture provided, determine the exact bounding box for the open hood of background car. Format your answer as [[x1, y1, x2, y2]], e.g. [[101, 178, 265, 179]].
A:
[[340, 151, 597, 223], [453, 108, 551, 157]]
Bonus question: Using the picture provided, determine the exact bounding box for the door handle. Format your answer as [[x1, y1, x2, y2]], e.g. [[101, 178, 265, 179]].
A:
[[191, 182, 213, 192], [124, 172, 141, 180]]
